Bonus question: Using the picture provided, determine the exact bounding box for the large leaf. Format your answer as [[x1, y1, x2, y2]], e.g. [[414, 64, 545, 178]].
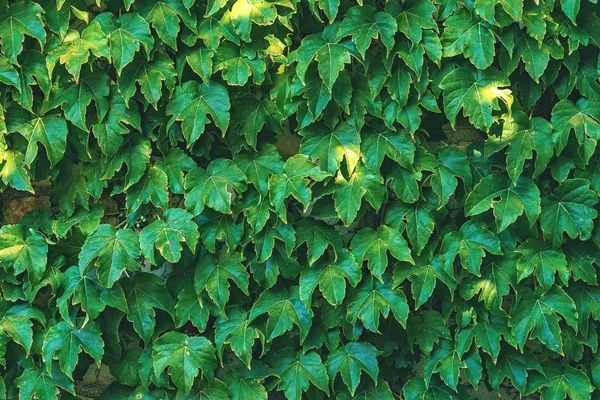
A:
[[78, 224, 140, 288], [42, 320, 104, 377], [326, 342, 380, 396], [152, 331, 216, 394], [0, 1, 46, 63], [540, 179, 599, 248], [140, 208, 199, 264], [185, 158, 246, 215], [166, 80, 230, 146], [351, 225, 414, 281], [465, 174, 541, 232], [439, 66, 512, 132]]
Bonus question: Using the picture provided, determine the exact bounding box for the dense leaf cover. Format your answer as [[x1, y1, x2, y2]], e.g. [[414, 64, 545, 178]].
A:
[[1, 0, 600, 398]]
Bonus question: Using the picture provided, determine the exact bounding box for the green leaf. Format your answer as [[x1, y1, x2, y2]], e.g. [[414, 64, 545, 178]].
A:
[[512, 34, 552, 83], [403, 377, 456, 400], [516, 239, 569, 293], [474, 0, 523, 24], [57, 264, 128, 321], [230, 96, 284, 149], [0, 150, 33, 192], [175, 283, 209, 331], [6, 107, 68, 168], [16, 365, 74, 400], [125, 166, 169, 212], [361, 126, 415, 173], [123, 273, 175, 344], [0, 224, 47, 281], [230, 0, 277, 42], [92, 89, 141, 157], [118, 52, 176, 109], [249, 286, 312, 342], [0, 1, 46, 63], [406, 310, 451, 356], [152, 331, 216, 394], [465, 174, 541, 232], [185, 158, 246, 215], [194, 251, 249, 310], [295, 218, 342, 265], [43, 70, 110, 131], [140, 208, 199, 264], [487, 349, 543, 394], [460, 256, 517, 312], [441, 9, 496, 69], [386, 0, 436, 46], [166, 80, 230, 146], [296, 25, 357, 92], [252, 218, 296, 263], [439, 66, 512, 132], [197, 209, 243, 253], [326, 342, 380, 396], [45, 24, 108, 82], [268, 154, 330, 222], [13, 49, 51, 112], [155, 148, 197, 194], [102, 134, 152, 190], [338, 6, 397, 57], [95, 12, 154, 74], [185, 45, 213, 83], [42, 320, 104, 377], [351, 225, 414, 281], [0, 302, 45, 356], [300, 249, 361, 307], [338, 380, 395, 400], [300, 121, 361, 175], [215, 307, 261, 368], [271, 348, 330, 399], [347, 275, 409, 332], [393, 254, 456, 309], [213, 42, 266, 86], [223, 364, 270, 400], [424, 340, 466, 390], [138, 0, 197, 50], [568, 283, 600, 336], [430, 147, 472, 209], [540, 179, 599, 248], [485, 110, 554, 182], [440, 221, 502, 276], [333, 164, 385, 226], [526, 365, 593, 400], [551, 98, 600, 155], [559, 0, 580, 24], [510, 286, 578, 354], [234, 145, 283, 196], [79, 224, 140, 288], [455, 316, 517, 363], [385, 197, 436, 256]]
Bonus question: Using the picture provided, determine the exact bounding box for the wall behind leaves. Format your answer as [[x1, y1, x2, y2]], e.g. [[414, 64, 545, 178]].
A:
[[1, 0, 600, 398]]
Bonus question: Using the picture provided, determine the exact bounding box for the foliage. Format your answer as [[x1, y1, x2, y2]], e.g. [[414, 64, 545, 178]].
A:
[[0, 0, 600, 398]]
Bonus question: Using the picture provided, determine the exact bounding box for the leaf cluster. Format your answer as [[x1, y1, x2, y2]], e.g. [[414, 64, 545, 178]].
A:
[[1, 0, 600, 399]]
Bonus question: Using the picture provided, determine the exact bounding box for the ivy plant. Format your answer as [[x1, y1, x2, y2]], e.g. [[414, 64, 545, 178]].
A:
[[1, 0, 600, 399]]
